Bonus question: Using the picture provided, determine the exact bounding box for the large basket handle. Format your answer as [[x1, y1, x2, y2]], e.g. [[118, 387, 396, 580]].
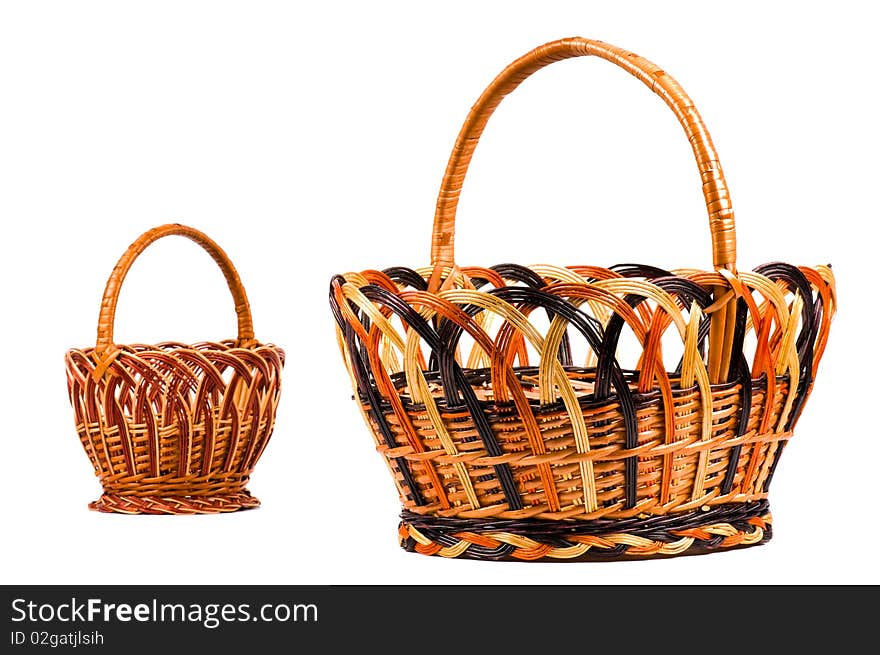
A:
[[430, 37, 737, 278], [95, 224, 255, 354]]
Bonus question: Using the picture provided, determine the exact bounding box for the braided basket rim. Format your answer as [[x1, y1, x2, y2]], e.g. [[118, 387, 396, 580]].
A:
[[66, 338, 285, 357]]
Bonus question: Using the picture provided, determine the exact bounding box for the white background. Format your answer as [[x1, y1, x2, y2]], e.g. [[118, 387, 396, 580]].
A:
[[1, 1, 877, 584]]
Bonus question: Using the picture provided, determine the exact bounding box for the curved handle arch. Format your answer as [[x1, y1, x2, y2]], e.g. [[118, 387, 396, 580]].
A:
[[95, 224, 255, 353], [430, 37, 736, 276]]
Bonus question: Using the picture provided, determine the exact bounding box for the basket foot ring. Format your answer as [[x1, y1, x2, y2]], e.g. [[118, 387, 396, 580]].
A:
[[89, 491, 260, 515], [399, 502, 773, 561]]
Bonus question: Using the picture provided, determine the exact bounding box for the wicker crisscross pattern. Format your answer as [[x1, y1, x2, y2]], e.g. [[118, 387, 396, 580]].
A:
[[329, 38, 836, 560], [66, 225, 285, 514]]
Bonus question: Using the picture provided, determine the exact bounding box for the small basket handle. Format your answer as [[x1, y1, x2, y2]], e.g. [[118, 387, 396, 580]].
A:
[[430, 37, 737, 278], [95, 224, 255, 354]]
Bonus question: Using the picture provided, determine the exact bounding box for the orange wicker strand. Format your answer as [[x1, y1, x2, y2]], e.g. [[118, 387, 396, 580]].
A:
[[66, 224, 285, 514], [329, 38, 835, 560]]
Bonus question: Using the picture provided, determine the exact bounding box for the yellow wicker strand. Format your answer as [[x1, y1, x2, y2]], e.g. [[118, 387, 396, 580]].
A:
[[680, 301, 703, 389], [775, 293, 804, 430], [437, 541, 474, 558], [466, 311, 495, 369]]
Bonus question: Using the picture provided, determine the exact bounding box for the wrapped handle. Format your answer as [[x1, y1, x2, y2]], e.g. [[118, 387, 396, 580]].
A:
[[431, 37, 737, 276], [95, 224, 255, 354]]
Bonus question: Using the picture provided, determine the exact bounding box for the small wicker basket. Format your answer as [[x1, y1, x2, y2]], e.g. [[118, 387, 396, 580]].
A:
[[66, 224, 285, 514], [329, 38, 836, 560]]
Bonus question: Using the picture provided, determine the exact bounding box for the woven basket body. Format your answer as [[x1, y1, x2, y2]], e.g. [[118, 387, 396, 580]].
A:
[[330, 38, 835, 560], [66, 225, 285, 514]]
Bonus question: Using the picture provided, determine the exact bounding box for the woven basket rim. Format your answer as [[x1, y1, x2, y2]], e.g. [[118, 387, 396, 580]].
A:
[[67, 339, 285, 357]]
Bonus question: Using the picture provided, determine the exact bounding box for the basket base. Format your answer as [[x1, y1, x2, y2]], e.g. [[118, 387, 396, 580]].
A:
[[89, 491, 260, 515], [399, 501, 773, 562]]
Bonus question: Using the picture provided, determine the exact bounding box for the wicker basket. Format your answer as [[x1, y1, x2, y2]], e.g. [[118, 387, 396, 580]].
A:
[[66, 224, 285, 514], [329, 38, 836, 560]]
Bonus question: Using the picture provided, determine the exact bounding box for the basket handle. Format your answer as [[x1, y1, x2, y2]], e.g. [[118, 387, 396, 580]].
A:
[[430, 37, 737, 278], [95, 224, 255, 354]]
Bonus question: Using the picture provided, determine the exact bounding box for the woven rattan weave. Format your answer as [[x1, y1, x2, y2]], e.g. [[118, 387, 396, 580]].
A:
[[329, 38, 835, 560]]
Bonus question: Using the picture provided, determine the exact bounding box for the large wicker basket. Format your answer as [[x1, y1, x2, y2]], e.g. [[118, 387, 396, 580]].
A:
[[329, 38, 836, 560], [66, 224, 285, 514]]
